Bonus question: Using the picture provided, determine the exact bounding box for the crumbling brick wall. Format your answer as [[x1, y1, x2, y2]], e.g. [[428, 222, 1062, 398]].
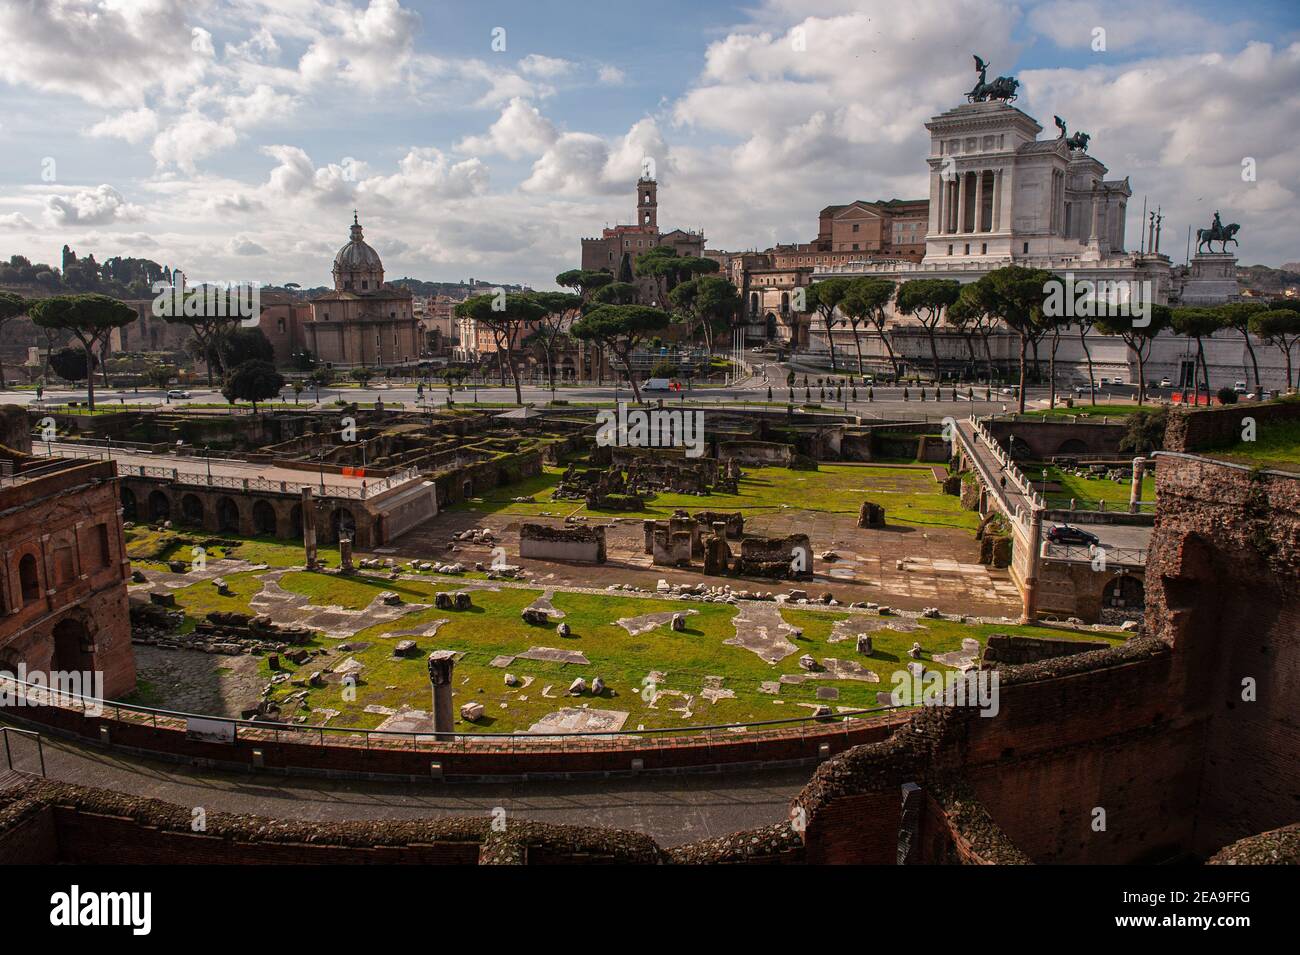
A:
[[1145, 452, 1300, 856], [1162, 399, 1300, 453]]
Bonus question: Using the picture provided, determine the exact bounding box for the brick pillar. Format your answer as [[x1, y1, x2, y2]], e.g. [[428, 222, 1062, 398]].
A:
[[1129, 457, 1147, 514], [642, 519, 656, 555], [301, 486, 318, 569], [427, 650, 456, 739]]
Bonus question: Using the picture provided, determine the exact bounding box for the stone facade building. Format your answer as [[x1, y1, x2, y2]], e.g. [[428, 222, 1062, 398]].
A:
[[297, 215, 421, 369], [0, 405, 135, 699], [580, 178, 705, 299]]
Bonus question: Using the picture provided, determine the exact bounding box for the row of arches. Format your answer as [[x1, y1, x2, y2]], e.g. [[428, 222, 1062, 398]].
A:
[[120, 486, 357, 542]]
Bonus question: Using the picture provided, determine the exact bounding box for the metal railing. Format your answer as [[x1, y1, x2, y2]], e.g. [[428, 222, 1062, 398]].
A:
[[37, 444, 421, 500], [0, 674, 901, 749], [1041, 543, 1148, 566]]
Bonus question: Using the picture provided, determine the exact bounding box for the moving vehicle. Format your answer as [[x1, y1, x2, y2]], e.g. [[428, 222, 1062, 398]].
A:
[[1233, 380, 1248, 394], [166, 389, 191, 399], [1046, 524, 1101, 546], [1159, 377, 1172, 388], [643, 378, 676, 392]]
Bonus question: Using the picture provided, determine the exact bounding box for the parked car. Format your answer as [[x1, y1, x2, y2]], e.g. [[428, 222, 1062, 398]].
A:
[[1046, 524, 1101, 546], [1233, 380, 1248, 394], [166, 389, 191, 399], [1159, 377, 1172, 388]]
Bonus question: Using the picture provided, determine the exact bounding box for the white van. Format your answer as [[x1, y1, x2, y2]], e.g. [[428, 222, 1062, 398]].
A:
[[644, 378, 674, 392]]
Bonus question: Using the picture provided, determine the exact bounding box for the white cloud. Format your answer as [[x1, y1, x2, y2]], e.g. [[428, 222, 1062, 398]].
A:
[[151, 113, 239, 172], [0, 0, 211, 107], [518, 54, 573, 78], [0, 212, 34, 230], [359, 148, 490, 203], [86, 108, 159, 144], [457, 98, 559, 159], [45, 184, 140, 226], [597, 65, 626, 85], [296, 0, 422, 92], [227, 234, 268, 256]]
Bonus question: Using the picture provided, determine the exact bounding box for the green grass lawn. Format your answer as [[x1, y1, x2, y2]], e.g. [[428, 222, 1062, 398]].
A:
[[454, 462, 979, 530], [148, 569, 1120, 733], [1206, 417, 1300, 472], [124, 526, 342, 571], [1025, 462, 1155, 507], [1019, 403, 1147, 419]]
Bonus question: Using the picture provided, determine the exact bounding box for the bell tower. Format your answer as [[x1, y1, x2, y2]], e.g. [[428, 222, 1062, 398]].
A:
[[638, 178, 658, 232]]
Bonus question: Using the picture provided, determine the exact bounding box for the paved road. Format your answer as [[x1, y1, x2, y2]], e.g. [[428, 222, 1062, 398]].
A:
[[0, 720, 807, 847]]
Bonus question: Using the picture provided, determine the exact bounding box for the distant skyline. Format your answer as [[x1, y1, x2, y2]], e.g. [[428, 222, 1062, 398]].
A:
[[0, 0, 1297, 289]]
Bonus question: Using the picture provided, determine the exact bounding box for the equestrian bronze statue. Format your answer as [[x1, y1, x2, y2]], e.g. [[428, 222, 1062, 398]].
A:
[[1195, 211, 1241, 254]]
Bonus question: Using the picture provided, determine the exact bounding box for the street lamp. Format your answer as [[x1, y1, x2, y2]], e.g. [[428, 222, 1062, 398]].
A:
[[204, 445, 212, 484]]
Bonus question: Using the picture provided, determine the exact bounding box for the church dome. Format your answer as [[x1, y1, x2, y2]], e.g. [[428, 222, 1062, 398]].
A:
[[332, 212, 384, 291]]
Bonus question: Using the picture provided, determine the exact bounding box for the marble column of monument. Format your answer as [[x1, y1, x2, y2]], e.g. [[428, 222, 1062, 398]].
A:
[[427, 650, 456, 738]]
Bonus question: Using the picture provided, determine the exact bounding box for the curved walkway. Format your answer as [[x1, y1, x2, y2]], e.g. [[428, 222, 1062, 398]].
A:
[[0, 719, 807, 847]]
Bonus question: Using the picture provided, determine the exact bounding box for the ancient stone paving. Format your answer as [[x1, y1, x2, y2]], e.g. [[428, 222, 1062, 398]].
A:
[[247, 570, 432, 639], [725, 601, 800, 664], [615, 609, 698, 636], [132, 644, 264, 719], [933, 638, 983, 671], [527, 707, 629, 735]]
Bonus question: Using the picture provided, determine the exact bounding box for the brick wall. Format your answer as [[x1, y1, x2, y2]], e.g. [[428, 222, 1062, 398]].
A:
[[1145, 452, 1300, 856], [1162, 398, 1300, 453]]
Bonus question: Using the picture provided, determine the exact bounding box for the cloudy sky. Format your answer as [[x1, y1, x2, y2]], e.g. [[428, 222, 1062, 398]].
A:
[[0, 0, 1297, 290]]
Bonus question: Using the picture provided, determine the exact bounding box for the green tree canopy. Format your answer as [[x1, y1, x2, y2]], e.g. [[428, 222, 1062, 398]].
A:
[[840, 278, 899, 379], [555, 269, 614, 301], [669, 274, 739, 352], [1249, 307, 1300, 392], [1094, 304, 1172, 405], [979, 267, 1055, 411], [571, 304, 671, 404], [29, 293, 136, 410], [454, 292, 547, 404], [805, 277, 852, 372], [221, 360, 285, 412], [896, 279, 961, 382]]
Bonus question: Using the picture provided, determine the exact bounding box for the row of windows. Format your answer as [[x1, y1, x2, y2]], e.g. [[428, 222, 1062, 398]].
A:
[[1, 524, 112, 614]]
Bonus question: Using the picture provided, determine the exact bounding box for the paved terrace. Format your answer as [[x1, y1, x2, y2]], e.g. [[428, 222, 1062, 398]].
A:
[[0, 724, 806, 847], [40, 442, 419, 500]]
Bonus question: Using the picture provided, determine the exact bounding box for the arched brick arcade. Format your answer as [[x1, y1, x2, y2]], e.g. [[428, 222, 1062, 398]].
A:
[[252, 499, 278, 536], [215, 496, 241, 534], [147, 489, 170, 523], [180, 493, 205, 527], [1104, 573, 1145, 612]]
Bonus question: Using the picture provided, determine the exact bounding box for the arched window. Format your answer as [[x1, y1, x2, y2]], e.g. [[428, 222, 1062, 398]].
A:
[[19, 553, 40, 604]]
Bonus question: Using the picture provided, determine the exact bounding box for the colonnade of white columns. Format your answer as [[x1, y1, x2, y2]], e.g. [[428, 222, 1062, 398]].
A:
[[934, 167, 1004, 235]]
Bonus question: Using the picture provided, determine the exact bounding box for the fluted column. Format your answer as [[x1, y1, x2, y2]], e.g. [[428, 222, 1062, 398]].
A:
[[974, 170, 985, 233], [992, 169, 1002, 231], [957, 171, 968, 234]]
